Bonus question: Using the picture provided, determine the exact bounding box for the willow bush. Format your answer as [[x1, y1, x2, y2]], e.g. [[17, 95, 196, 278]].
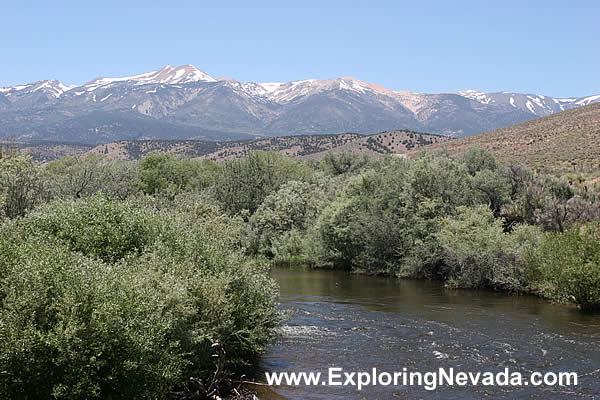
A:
[[436, 206, 542, 290], [0, 195, 279, 400], [523, 222, 600, 311], [0, 153, 49, 220]]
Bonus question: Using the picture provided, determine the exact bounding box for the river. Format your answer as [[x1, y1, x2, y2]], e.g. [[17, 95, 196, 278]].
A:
[[257, 266, 600, 399]]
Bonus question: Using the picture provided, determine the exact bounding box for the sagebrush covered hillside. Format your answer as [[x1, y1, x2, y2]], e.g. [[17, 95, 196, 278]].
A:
[[417, 102, 600, 172], [416, 102, 600, 191], [85, 130, 448, 162]]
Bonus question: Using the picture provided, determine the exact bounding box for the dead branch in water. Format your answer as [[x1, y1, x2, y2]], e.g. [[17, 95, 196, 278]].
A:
[[168, 340, 229, 400]]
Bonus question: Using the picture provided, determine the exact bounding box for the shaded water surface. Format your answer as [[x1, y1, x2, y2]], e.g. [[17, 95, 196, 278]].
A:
[[259, 266, 600, 399]]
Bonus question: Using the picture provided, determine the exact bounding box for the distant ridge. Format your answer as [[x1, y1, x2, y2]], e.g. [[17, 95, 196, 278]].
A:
[[6, 130, 447, 162], [86, 130, 448, 162], [1, 64, 599, 144]]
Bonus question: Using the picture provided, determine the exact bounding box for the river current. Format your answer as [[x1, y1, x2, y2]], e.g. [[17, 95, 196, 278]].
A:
[[258, 266, 600, 399]]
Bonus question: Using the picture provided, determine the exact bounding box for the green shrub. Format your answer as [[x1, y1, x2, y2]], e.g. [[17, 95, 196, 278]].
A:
[[15, 195, 156, 263], [503, 174, 577, 232], [137, 152, 216, 198], [0, 153, 49, 219], [45, 154, 140, 200], [0, 239, 190, 399], [249, 180, 321, 258], [460, 146, 501, 175], [212, 151, 312, 215], [523, 223, 600, 311], [320, 152, 370, 175], [405, 154, 476, 215], [316, 167, 409, 272], [0, 196, 279, 399], [538, 177, 575, 232], [436, 206, 541, 290], [316, 154, 485, 275], [269, 229, 313, 265], [471, 169, 512, 216]]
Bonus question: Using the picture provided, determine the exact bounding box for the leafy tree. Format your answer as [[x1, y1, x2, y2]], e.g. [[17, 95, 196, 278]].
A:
[[317, 162, 410, 272], [436, 206, 541, 290], [539, 177, 574, 232], [404, 154, 476, 216], [0, 153, 48, 219], [137, 152, 216, 198], [249, 180, 322, 259], [16, 195, 155, 263], [213, 151, 311, 215], [320, 152, 370, 175], [523, 223, 600, 311], [45, 154, 139, 200], [471, 169, 512, 217], [460, 146, 500, 175]]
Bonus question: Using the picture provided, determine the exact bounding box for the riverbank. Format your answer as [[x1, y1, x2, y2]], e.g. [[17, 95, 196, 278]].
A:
[[260, 265, 600, 399], [285, 261, 587, 312]]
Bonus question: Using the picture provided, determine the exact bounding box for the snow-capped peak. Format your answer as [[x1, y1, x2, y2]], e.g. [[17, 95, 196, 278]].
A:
[[31, 80, 75, 97], [337, 76, 392, 95], [0, 79, 73, 98], [254, 77, 391, 103], [82, 64, 216, 91], [151, 64, 217, 84]]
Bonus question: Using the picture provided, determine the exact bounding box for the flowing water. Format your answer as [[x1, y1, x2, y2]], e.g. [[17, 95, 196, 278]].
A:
[[257, 266, 600, 399]]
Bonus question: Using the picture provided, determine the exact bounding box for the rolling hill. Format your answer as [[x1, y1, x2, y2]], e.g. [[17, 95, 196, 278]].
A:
[[414, 102, 600, 191], [85, 130, 448, 162]]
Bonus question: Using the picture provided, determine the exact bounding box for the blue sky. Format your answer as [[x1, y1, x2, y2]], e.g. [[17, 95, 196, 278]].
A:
[[1, 0, 598, 97]]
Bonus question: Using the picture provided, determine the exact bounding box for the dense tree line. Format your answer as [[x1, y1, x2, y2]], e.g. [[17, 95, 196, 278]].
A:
[[0, 147, 599, 398]]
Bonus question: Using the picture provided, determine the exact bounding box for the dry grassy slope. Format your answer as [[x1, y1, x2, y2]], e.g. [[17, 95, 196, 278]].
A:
[[86, 130, 449, 162], [196, 133, 362, 162], [302, 130, 449, 160], [415, 102, 600, 173], [86, 135, 362, 161]]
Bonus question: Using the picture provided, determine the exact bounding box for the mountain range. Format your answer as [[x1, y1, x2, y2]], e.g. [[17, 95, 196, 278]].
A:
[[1, 64, 599, 144]]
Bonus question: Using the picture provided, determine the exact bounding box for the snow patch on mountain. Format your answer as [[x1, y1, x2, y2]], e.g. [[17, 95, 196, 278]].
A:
[[0, 80, 74, 98], [526, 100, 535, 113], [528, 95, 545, 109], [258, 82, 284, 93], [455, 90, 600, 117], [260, 77, 384, 103], [457, 90, 493, 104], [82, 65, 216, 92], [0, 84, 31, 93], [576, 94, 600, 105]]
